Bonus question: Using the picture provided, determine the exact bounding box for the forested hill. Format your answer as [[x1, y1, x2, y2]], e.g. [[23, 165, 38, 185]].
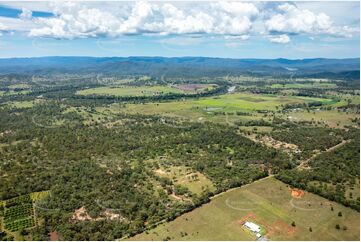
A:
[[0, 56, 359, 78]]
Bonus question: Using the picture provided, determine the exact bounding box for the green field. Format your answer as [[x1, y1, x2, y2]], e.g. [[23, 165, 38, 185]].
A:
[[100, 93, 335, 125], [0, 90, 30, 96], [7, 84, 31, 89], [76, 86, 186, 97], [282, 110, 359, 128], [100, 100, 265, 125], [4, 101, 35, 108], [269, 83, 337, 89], [154, 166, 216, 195], [194, 93, 333, 111], [77, 85, 185, 96], [328, 95, 360, 107], [130, 177, 360, 241]]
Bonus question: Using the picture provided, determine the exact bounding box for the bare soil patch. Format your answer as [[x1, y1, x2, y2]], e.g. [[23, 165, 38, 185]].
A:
[[71, 206, 92, 221], [49, 231, 59, 241], [291, 189, 305, 198], [154, 169, 168, 175]]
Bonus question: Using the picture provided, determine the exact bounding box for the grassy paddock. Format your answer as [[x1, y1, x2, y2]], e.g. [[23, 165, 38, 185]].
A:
[[77, 86, 185, 97], [3, 101, 35, 108], [129, 177, 360, 241], [269, 83, 337, 89], [100, 93, 334, 125], [154, 166, 216, 195], [282, 110, 359, 128]]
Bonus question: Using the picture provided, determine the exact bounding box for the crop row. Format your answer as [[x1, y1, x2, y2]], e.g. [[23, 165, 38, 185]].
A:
[[4, 217, 35, 232], [4, 204, 34, 223], [5, 195, 31, 208]]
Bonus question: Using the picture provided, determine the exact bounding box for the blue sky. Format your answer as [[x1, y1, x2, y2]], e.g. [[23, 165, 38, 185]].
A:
[[0, 1, 359, 59]]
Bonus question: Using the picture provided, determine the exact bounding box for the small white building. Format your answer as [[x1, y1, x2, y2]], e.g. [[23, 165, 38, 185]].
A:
[[244, 221, 261, 233]]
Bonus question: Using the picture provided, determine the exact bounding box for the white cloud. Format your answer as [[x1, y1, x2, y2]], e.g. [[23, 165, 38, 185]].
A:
[[296, 2, 359, 26], [0, 22, 7, 31], [225, 35, 250, 41], [268, 34, 290, 44], [0, 1, 358, 42], [28, 1, 259, 39], [0, 17, 36, 32], [265, 3, 358, 38], [20, 8, 32, 20], [213, 1, 259, 18]]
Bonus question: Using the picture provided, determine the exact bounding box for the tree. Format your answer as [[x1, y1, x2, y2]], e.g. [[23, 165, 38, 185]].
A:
[[19, 229, 28, 236], [335, 224, 340, 230], [338, 211, 342, 217], [309, 227, 312, 232], [291, 221, 296, 227]]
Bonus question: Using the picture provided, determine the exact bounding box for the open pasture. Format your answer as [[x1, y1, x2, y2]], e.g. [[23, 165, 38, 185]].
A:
[[3, 101, 35, 108], [174, 84, 215, 93], [130, 177, 360, 241], [0, 90, 30, 96], [102, 92, 334, 125], [268, 82, 337, 89], [282, 109, 359, 128], [328, 95, 360, 107], [76, 85, 185, 97], [100, 100, 265, 125], [154, 166, 216, 195], [193, 93, 333, 112]]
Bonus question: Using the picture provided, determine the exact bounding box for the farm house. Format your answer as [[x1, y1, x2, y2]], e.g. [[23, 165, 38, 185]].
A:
[[244, 221, 261, 233]]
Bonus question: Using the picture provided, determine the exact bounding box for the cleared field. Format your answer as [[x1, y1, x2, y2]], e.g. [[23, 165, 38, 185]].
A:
[[154, 166, 216, 195], [8, 84, 31, 89], [99, 93, 334, 125], [282, 110, 359, 128], [129, 177, 360, 241], [175, 84, 215, 93], [269, 83, 337, 89], [76, 84, 216, 97], [194, 93, 333, 112], [0, 90, 30, 96], [76, 86, 185, 97], [100, 101, 265, 126], [4, 101, 35, 108], [328, 95, 360, 107]]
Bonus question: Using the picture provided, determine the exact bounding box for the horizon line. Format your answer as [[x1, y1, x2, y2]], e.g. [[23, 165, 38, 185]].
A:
[[0, 55, 360, 60]]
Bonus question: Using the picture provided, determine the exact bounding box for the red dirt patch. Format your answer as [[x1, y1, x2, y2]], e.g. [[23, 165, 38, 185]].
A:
[[49, 231, 59, 241], [291, 189, 305, 198]]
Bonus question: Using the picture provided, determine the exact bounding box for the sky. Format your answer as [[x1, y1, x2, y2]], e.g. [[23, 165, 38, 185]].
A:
[[0, 1, 359, 59]]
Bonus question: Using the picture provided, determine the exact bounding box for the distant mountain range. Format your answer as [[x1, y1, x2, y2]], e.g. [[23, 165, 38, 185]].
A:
[[0, 56, 359, 78]]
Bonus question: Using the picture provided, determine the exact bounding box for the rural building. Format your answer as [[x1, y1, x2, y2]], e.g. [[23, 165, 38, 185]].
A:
[[244, 221, 261, 233]]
